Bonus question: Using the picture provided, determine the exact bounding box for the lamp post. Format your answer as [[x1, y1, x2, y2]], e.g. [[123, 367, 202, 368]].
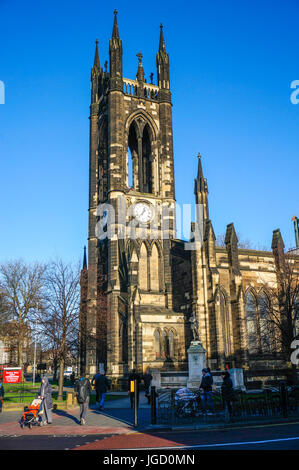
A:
[[32, 305, 38, 386]]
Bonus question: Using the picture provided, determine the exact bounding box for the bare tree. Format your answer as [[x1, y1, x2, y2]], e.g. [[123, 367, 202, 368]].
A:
[[0, 260, 45, 377], [216, 232, 268, 250], [258, 255, 299, 384], [43, 260, 80, 400]]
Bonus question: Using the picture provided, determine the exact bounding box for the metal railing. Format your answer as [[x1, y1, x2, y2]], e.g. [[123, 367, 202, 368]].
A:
[[150, 384, 299, 426]]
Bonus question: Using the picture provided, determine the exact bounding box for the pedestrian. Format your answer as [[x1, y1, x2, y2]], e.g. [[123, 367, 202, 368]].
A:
[[142, 368, 153, 404], [221, 371, 234, 421], [74, 374, 92, 425], [0, 380, 4, 413], [37, 376, 53, 425], [70, 372, 75, 385], [128, 369, 141, 409], [91, 371, 101, 405], [93, 371, 110, 411], [199, 368, 214, 414]]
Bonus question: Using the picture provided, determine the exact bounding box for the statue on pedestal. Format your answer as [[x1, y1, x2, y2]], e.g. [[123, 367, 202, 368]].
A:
[[189, 311, 199, 342]]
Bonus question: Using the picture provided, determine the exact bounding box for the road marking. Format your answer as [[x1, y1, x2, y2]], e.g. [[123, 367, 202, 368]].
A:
[[124, 436, 299, 450], [154, 420, 299, 435]]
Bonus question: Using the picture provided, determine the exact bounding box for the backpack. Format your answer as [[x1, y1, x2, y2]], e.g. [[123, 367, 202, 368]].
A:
[[77, 379, 88, 403]]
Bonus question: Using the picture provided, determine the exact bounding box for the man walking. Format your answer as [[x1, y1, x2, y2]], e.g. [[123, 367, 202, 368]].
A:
[[92, 371, 110, 411], [74, 374, 92, 425], [221, 371, 234, 421], [142, 368, 153, 405], [199, 368, 214, 414]]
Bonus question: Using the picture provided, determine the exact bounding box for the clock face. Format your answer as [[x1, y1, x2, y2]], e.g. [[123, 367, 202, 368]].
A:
[[133, 202, 153, 223]]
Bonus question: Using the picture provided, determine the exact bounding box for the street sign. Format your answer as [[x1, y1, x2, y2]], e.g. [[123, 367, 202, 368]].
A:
[[3, 367, 22, 384]]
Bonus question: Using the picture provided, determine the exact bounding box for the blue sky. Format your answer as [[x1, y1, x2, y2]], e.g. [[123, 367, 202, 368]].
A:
[[0, 0, 298, 264]]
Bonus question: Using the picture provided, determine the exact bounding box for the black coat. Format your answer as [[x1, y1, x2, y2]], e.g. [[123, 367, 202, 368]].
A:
[[74, 378, 92, 403], [0, 385, 4, 398], [94, 374, 110, 393], [200, 374, 213, 392], [142, 373, 153, 388], [221, 376, 234, 401]]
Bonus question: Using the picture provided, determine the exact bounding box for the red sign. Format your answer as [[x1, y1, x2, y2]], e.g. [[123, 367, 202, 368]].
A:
[[3, 368, 22, 384]]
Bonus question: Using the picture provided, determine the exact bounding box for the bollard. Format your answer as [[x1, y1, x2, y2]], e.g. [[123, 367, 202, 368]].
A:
[[151, 386, 157, 425], [66, 392, 73, 408]]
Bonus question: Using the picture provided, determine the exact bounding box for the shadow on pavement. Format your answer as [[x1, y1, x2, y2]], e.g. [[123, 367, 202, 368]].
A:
[[88, 404, 151, 428], [52, 409, 80, 425]]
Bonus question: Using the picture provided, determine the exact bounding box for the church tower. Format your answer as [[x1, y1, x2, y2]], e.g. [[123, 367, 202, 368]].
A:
[[80, 11, 189, 380]]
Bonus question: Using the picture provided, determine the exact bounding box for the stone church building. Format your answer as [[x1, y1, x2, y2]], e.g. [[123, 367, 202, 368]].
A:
[[79, 12, 298, 384]]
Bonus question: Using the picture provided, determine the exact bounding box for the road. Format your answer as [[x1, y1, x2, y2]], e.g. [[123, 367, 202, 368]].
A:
[[0, 422, 299, 450]]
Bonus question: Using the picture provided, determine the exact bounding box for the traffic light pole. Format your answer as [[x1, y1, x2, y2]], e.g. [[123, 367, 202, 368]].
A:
[[134, 379, 138, 427]]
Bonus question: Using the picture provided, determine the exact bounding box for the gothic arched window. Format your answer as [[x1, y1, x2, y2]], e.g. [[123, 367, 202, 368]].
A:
[[128, 121, 138, 190], [215, 288, 231, 362], [127, 118, 154, 194], [259, 293, 272, 353], [162, 330, 169, 358], [168, 329, 175, 358], [119, 317, 128, 363], [138, 243, 148, 290], [142, 124, 153, 194], [150, 244, 159, 291], [245, 292, 258, 355], [154, 329, 161, 358]]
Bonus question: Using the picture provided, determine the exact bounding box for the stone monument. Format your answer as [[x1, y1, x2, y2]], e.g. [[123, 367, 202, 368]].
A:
[[187, 312, 206, 388]]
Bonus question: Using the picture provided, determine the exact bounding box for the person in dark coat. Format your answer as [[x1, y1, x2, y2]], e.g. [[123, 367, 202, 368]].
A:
[[0, 381, 4, 413], [74, 375, 92, 425], [92, 371, 110, 411], [38, 376, 53, 425], [199, 368, 214, 413], [128, 369, 141, 409], [142, 368, 153, 404], [221, 371, 234, 421], [70, 372, 75, 385]]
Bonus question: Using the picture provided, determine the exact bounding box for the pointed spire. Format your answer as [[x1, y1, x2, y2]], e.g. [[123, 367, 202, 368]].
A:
[[196, 152, 204, 188], [194, 153, 209, 220], [83, 246, 87, 269], [195, 152, 208, 194], [109, 9, 123, 89], [156, 23, 170, 95], [112, 9, 119, 39], [159, 23, 166, 52], [136, 51, 145, 82], [93, 39, 100, 69]]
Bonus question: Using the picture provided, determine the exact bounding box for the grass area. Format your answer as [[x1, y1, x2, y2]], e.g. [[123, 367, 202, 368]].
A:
[[3, 381, 123, 404], [3, 383, 67, 404]]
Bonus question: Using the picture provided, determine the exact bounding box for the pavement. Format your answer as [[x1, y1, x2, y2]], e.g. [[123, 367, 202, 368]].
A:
[[1, 393, 299, 451], [0, 393, 151, 437]]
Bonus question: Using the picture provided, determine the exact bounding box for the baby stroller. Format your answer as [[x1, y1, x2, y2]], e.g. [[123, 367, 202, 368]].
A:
[[20, 397, 43, 429], [175, 389, 199, 418]]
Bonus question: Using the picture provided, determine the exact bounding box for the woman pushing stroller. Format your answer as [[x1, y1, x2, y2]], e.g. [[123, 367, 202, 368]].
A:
[[37, 376, 53, 425]]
